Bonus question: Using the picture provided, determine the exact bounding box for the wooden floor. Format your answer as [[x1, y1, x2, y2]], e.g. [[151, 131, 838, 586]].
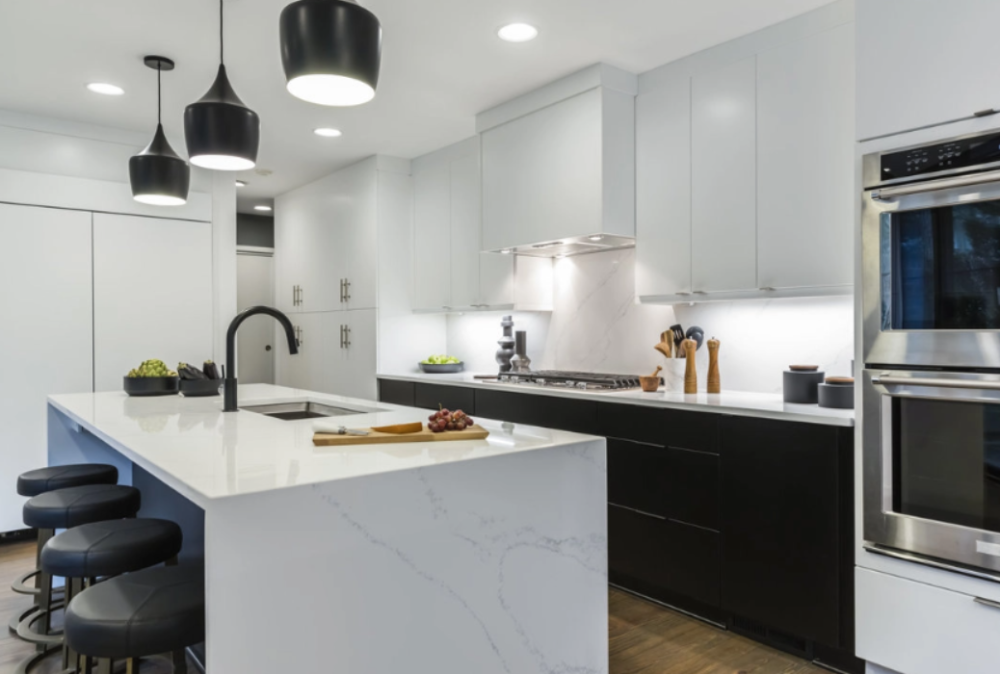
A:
[[1, 539, 825, 674]]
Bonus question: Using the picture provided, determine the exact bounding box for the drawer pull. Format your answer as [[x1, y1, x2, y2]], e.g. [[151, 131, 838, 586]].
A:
[[974, 597, 1000, 611]]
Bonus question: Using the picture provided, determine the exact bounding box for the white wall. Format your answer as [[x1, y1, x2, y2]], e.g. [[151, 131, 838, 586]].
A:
[[445, 249, 853, 394]]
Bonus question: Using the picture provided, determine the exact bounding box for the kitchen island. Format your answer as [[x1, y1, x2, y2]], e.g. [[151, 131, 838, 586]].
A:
[[46, 384, 608, 674]]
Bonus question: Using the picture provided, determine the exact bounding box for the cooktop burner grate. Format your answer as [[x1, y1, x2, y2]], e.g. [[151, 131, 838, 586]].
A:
[[497, 371, 646, 390]]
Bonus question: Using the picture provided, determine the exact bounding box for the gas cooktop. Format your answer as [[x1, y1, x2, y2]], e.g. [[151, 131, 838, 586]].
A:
[[497, 371, 647, 390]]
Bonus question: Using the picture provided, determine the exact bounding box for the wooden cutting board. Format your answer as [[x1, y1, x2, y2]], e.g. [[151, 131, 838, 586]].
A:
[[313, 424, 490, 446]]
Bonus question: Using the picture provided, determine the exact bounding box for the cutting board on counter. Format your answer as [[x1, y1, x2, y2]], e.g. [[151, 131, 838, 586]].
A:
[[313, 425, 490, 446]]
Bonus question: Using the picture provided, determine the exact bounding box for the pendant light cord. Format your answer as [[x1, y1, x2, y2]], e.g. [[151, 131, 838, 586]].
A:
[[156, 61, 162, 125], [219, 0, 224, 65]]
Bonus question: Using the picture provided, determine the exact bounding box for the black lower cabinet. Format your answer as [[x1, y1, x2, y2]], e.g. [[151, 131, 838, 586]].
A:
[[414, 383, 475, 414], [609, 505, 722, 618], [474, 389, 598, 435], [377, 379, 415, 407], [720, 416, 850, 661]]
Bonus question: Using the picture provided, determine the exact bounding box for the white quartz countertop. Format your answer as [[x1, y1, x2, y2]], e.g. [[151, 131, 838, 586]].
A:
[[378, 372, 855, 427], [47, 384, 601, 507]]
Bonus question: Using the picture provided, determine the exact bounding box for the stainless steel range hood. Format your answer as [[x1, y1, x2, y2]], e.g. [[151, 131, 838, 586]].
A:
[[497, 233, 636, 258]]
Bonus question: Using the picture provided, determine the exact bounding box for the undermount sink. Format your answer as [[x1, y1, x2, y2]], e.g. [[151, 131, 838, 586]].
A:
[[240, 401, 382, 421]]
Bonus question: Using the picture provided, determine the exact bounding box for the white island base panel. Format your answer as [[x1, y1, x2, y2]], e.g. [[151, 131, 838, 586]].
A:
[[206, 443, 607, 673]]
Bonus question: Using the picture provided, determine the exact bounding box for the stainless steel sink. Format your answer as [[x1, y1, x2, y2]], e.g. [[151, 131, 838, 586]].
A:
[[240, 401, 381, 421]]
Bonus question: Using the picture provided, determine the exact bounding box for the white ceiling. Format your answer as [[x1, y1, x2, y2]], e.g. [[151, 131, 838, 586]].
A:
[[0, 0, 834, 213]]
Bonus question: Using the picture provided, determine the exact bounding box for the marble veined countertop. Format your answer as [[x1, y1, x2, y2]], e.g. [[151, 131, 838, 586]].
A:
[[378, 372, 855, 427], [47, 384, 601, 506]]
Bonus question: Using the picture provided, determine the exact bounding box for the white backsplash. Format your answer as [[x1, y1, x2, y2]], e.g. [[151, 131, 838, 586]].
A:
[[446, 249, 854, 394]]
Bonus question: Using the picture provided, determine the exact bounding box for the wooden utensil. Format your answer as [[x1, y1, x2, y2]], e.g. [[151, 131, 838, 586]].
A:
[[654, 331, 673, 359], [670, 324, 685, 358], [707, 338, 721, 394], [683, 339, 698, 394], [639, 366, 663, 392], [314, 424, 490, 446], [370, 422, 423, 434]]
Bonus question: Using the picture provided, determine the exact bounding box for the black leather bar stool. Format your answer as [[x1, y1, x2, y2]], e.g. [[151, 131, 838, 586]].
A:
[[10, 465, 119, 635], [66, 565, 205, 674], [16, 484, 140, 648], [14, 518, 183, 674]]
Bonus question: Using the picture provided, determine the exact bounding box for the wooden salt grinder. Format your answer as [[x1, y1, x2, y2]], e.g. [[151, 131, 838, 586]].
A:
[[683, 339, 698, 394], [707, 338, 721, 394]]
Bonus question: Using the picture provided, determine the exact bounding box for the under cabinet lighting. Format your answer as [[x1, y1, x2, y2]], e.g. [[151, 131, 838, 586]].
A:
[[254, 205, 272, 212]]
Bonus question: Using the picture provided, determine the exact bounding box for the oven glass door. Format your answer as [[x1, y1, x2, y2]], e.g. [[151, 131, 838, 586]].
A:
[[892, 395, 1000, 532], [882, 200, 1000, 331]]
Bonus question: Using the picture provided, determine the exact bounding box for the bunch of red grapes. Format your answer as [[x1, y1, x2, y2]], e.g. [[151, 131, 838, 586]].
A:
[[428, 407, 474, 433]]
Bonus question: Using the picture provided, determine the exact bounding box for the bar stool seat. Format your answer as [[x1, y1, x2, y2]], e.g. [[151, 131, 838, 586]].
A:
[[41, 519, 182, 579], [66, 565, 204, 672], [23, 484, 140, 530], [17, 464, 118, 497]]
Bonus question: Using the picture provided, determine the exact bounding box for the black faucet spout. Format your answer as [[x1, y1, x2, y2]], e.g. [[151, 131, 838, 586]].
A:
[[224, 306, 299, 412]]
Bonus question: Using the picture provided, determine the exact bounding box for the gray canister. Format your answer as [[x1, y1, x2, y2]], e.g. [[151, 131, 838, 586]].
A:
[[818, 379, 854, 409], [783, 367, 825, 404]]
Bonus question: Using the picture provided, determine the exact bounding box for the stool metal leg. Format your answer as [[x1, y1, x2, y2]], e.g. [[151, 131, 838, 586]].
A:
[[173, 650, 188, 674], [95, 657, 112, 674], [125, 657, 140, 674], [62, 577, 84, 670]]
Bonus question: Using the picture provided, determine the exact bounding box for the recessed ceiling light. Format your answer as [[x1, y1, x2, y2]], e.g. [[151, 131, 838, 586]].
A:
[[254, 205, 272, 212], [588, 235, 603, 241], [500, 248, 512, 255], [498, 23, 538, 43], [87, 82, 124, 96], [235, 180, 247, 187], [313, 127, 343, 138]]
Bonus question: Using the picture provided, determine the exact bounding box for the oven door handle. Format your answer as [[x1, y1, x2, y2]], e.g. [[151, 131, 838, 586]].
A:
[[871, 169, 1000, 201], [873, 375, 1000, 391]]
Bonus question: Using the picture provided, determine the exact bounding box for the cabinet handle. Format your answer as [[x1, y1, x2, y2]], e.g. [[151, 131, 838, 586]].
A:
[[344, 278, 351, 302], [293, 285, 298, 306], [758, 286, 775, 292], [974, 597, 1000, 611], [344, 325, 351, 349], [295, 326, 303, 346], [974, 108, 1000, 118], [692, 290, 708, 295], [299, 286, 303, 306], [675, 292, 691, 297], [339, 325, 344, 349], [339, 279, 344, 303]]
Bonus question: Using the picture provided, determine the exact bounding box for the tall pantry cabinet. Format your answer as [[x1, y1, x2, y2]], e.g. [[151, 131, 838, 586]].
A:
[[274, 157, 414, 400]]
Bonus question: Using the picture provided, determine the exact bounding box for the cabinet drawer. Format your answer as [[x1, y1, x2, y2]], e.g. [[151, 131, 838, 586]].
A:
[[857, 568, 1000, 674], [474, 390, 598, 435], [597, 403, 717, 451], [377, 379, 415, 407], [665, 447, 719, 531], [609, 504, 720, 609], [414, 383, 475, 414]]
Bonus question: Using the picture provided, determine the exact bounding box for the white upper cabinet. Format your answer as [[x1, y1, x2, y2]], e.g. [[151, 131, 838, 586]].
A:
[[411, 138, 517, 312], [413, 163, 452, 310], [691, 56, 758, 294], [757, 23, 854, 291], [0, 204, 93, 533], [857, 0, 1000, 140], [635, 0, 855, 303], [479, 64, 636, 254], [635, 70, 692, 299], [93, 213, 213, 391]]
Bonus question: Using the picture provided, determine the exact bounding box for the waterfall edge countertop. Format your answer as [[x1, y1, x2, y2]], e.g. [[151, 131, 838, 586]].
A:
[[47, 383, 601, 508], [377, 371, 856, 427]]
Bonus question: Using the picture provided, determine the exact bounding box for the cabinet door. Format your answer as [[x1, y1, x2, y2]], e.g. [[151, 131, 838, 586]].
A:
[[414, 383, 475, 414], [279, 189, 345, 313], [720, 416, 841, 647], [482, 88, 604, 251], [449, 153, 482, 308], [413, 164, 452, 311], [0, 205, 93, 533], [478, 253, 514, 308], [276, 312, 328, 392], [337, 309, 377, 401], [636, 71, 693, 299], [757, 24, 854, 291], [857, 0, 1000, 140], [378, 379, 415, 407], [93, 214, 213, 392], [343, 167, 378, 311], [274, 201, 304, 314], [691, 56, 757, 294]]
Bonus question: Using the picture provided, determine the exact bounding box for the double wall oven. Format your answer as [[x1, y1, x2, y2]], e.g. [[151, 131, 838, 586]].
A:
[[863, 130, 1000, 578]]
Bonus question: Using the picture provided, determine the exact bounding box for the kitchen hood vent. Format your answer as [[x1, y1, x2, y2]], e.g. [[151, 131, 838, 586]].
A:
[[499, 234, 635, 258]]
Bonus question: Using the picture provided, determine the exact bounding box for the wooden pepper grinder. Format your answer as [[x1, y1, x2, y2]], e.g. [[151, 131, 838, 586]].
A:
[[683, 339, 698, 394], [707, 337, 721, 394]]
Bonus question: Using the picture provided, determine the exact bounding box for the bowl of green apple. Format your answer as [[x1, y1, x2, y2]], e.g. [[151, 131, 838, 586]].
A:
[[419, 355, 464, 374]]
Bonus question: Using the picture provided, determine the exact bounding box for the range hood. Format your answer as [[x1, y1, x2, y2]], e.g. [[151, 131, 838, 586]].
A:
[[478, 64, 638, 259], [500, 233, 635, 258]]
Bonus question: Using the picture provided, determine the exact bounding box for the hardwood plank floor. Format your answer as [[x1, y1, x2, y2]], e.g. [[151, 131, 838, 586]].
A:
[[1, 539, 826, 673]]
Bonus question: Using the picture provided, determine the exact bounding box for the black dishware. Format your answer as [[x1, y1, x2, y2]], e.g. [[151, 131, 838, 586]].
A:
[[123, 376, 179, 397]]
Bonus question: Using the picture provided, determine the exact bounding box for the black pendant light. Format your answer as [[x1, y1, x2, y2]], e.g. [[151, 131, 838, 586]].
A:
[[129, 56, 190, 206], [184, 0, 260, 171], [279, 0, 382, 106]]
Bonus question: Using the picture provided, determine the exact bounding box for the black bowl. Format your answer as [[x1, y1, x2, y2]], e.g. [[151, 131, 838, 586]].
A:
[[179, 378, 222, 397], [123, 376, 179, 397]]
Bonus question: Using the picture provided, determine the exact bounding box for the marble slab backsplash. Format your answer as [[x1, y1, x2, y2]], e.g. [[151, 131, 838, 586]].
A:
[[446, 248, 854, 395]]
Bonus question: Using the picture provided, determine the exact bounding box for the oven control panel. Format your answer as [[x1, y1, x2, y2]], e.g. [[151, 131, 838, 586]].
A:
[[880, 131, 1000, 180]]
